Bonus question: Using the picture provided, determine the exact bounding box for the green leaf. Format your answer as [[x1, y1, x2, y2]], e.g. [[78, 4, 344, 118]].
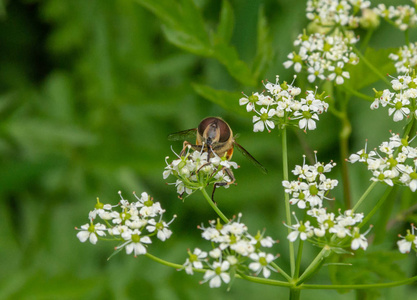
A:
[[137, 0, 211, 56], [212, 37, 257, 86], [217, 0, 234, 43], [137, 0, 256, 86], [346, 47, 396, 90], [192, 83, 246, 115], [252, 6, 275, 80], [162, 25, 212, 56]]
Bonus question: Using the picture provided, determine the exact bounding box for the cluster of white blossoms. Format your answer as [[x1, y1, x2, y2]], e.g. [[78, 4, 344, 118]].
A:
[[348, 133, 417, 192], [282, 156, 370, 251], [306, 0, 371, 28], [239, 76, 329, 132], [397, 224, 417, 254], [389, 42, 417, 74], [76, 191, 175, 257], [283, 30, 359, 85], [371, 73, 417, 122], [182, 215, 278, 288], [164, 146, 238, 198], [282, 156, 338, 209], [374, 2, 417, 31]]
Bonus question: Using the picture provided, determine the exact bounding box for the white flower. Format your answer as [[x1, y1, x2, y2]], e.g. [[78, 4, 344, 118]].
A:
[[349, 227, 370, 251], [286, 218, 314, 242], [183, 248, 207, 275], [230, 240, 255, 256], [76, 223, 106, 244], [397, 225, 417, 254], [121, 229, 152, 256], [248, 252, 277, 278], [209, 248, 222, 259], [253, 107, 276, 132], [146, 218, 174, 241], [202, 261, 231, 288]]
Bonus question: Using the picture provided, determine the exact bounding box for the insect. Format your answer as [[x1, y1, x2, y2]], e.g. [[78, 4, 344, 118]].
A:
[[168, 117, 267, 201]]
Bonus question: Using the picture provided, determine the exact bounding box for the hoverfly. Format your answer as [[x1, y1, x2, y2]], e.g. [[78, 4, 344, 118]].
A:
[[168, 117, 267, 201]]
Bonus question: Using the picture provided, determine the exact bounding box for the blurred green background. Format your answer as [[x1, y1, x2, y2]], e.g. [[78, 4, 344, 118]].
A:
[[0, 0, 416, 299]]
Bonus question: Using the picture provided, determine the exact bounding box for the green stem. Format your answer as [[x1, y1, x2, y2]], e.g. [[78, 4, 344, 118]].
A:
[[145, 252, 196, 271], [358, 186, 395, 229], [282, 127, 296, 276], [339, 84, 375, 102], [269, 261, 292, 282], [294, 240, 304, 279], [289, 288, 301, 300], [200, 187, 229, 223], [339, 112, 352, 208], [352, 181, 378, 213], [360, 28, 374, 52], [300, 275, 417, 290], [404, 29, 410, 45], [353, 46, 391, 86], [296, 246, 330, 285], [403, 118, 415, 139], [146, 252, 417, 290]]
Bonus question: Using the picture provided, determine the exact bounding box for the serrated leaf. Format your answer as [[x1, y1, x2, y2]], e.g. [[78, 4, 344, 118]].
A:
[[212, 37, 257, 86], [252, 6, 275, 80], [217, 0, 234, 43], [162, 25, 212, 56], [137, 0, 211, 56], [192, 83, 246, 115]]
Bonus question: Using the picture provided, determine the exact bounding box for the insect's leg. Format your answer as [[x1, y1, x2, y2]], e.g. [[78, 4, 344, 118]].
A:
[[180, 141, 192, 156], [211, 168, 235, 203]]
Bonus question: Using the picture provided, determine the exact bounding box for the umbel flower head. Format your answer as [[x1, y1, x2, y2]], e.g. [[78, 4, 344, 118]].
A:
[[239, 76, 328, 132], [283, 154, 370, 252], [306, 0, 371, 28], [164, 146, 238, 199], [76, 191, 175, 257], [371, 72, 417, 122], [282, 154, 338, 209], [374, 3, 417, 31], [181, 214, 279, 288], [389, 42, 417, 74], [283, 30, 359, 85], [348, 132, 417, 191]]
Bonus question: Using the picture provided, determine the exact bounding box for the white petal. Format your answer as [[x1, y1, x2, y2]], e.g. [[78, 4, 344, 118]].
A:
[[287, 231, 299, 242], [263, 267, 271, 278], [77, 231, 90, 243], [89, 233, 98, 244], [209, 276, 221, 288], [254, 121, 265, 132], [220, 272, 231, 284]]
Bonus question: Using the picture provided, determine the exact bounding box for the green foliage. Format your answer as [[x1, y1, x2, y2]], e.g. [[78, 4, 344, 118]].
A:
[[1, 0, 417, 299]]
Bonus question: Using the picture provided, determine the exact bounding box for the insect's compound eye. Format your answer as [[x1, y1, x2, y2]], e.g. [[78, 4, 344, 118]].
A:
[[198, 117, 231, 142]]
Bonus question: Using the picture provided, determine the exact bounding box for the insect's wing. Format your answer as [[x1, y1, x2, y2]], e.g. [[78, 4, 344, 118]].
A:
[[168, 128, 197, 141], [234, 142, 268, 174]]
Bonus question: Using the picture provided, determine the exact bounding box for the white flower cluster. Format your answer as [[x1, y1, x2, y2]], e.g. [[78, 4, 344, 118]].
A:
[[76, 191, 175, 257], [239, 76, 329, 132], [182, 215, 277, 288], [389, 42, 417, 74], [306, 0, 371, 28], [282, 157, 338, 209], [374, 3, 417, 31], [348, 133, 417, 192], [397, 224, 417, 254], [286, 210, 369, 251], [164, 147, 238, 198], [371, 73, 417, 122], [282, 156, 370, 251], [284, 31, 359, 85]]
